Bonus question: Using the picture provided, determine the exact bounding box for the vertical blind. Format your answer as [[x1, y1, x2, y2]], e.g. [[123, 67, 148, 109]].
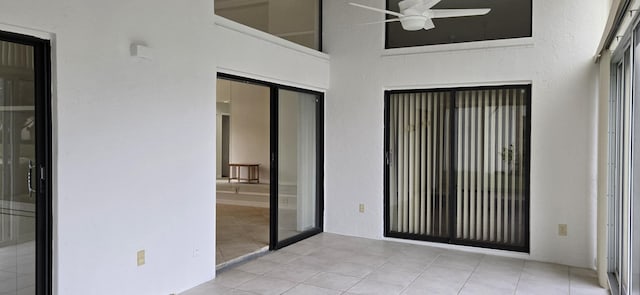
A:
[[0, 40, 34, 70], [387, 86, 530, 251], [388, 92, 451, 238]]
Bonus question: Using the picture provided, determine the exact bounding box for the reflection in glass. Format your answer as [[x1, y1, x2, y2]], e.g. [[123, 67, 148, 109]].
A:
[[215, 0, 321, 50], [386, 0, 532, 48], [278, 89, 318, 241], [0, 40, 36, 295], [386, 87, 530, 251]]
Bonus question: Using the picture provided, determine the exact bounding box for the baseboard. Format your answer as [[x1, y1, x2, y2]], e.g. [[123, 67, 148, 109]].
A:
[[217, 199, 269, 208]]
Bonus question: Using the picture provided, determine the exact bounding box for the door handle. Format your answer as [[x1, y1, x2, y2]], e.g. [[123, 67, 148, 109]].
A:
[[28, 160, 36, 197]]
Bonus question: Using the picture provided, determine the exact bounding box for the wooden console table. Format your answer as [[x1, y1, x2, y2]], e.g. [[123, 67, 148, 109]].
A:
[[228, 163, 260, 183]]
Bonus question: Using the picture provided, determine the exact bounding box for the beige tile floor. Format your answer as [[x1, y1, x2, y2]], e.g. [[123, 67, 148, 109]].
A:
[[0, 240, 35, 295], [185, 233, 608, 295], [216, 204, 270, 265], [216, 180, 310, 265]]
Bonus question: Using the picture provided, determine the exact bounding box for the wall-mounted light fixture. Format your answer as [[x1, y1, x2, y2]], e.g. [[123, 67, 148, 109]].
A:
[[130, 43, 153, 60]]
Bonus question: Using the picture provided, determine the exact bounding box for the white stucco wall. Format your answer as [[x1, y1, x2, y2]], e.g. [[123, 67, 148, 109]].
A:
[[323, 0, 608, 268], [0, 1, 329, 294], [0, 1, 219, 293], [0, 0, 612, 293], [216, 16, 330, 91]]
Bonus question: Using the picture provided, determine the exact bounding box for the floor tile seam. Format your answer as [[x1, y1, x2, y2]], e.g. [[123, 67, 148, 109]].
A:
[[511, 259, 526, 295], [237, 272, 299, 295], [276, 279, 299, 295], [302, 271, 361, 292], [396, 248, 442, 294], [566, 266, 573, 295], [340, 266, 375, 295], [229, 287, 261, 295], [457, 253, 486, 294]]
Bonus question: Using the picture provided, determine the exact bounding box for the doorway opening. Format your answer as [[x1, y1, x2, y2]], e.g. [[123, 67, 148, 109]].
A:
[[215, 78, 271, 266], [215, 73, 324, 269]]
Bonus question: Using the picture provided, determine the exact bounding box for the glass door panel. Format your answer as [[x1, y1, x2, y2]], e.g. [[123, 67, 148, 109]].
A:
[[276, 89, 321, 244], [385, 86, 530, 252], [0, 39, 36, 295]]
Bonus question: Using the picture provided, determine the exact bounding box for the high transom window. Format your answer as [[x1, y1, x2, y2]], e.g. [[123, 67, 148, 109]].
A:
[[215, 0, 321, 50], [384, 85, 531, 252], [385, 0, 532, 48]]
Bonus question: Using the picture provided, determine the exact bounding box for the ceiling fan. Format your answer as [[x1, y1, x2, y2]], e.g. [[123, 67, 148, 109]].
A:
[[350, 0, 491, 31]]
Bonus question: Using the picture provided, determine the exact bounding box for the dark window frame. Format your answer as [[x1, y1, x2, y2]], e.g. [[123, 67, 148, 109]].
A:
[[384, 0, 533, 49], [216, 72, 325, 251], [214, 0, 324, 52], [383, 84, 531, 253], [0, 30, 53, 295]]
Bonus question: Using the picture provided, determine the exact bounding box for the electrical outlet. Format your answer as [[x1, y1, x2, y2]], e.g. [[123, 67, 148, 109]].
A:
[[558, 224, 568, 236], [193, 248, 200, 257], [137, 250, 146, 266], [359, 204, 365, 213]]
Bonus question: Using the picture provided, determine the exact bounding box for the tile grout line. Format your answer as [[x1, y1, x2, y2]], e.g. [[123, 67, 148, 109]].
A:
[[340, 260, 376, 294], [294, 245, 368, 295], [182, 234, 606, 295], [457, 254, 486, 295], [397, 251, 442, 294], [512, 260, 526, 295], [567, 267, 572, 295]]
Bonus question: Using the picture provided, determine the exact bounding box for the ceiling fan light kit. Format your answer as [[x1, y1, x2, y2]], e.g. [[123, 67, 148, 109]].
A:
[[400, 15, 428, 31], [349, 0, 491, 31]]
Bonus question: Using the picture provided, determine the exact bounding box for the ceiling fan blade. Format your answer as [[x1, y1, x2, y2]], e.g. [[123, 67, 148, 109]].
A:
[[430, 8, 491, 19], [349, 3, 405, 18], [423, 18, 435, 30], [400, 0, 442, 13], [399, 0, 422, 11], [420, 0, 442, 9], [359, 18, 402, 25]]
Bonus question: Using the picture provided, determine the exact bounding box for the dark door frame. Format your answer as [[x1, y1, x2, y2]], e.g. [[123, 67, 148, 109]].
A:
[[220, 114, 230, 178], [0, 30, 53, 295], [216, 72, 324, 251], [383, 85, 531, 253]]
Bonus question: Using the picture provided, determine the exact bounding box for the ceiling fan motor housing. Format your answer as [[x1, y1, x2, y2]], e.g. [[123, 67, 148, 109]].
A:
[[400, 15, 428, 31], [349, 1, 490, 32]]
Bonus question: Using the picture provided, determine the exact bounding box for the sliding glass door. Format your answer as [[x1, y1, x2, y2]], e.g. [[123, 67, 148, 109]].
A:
[[387, 91, 452, 241], [385, 85, 530, 252], [216, 73, 324, 252], [272, 88, 323, 248], [607, 26, 640, 295], [608, 48, 631, 294], [0, 31, 51, 295], [453, 88, 529, 248]]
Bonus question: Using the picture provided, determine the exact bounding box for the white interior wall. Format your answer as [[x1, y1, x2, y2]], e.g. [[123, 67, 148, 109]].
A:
[[323, 0, 609, 268], [216, 102, 230, 179], [216, 80, 231, 178], [0, 1, 329, 295], [278, 90, 299, 186], [216, 2, 269, 32], [268, 0, 318, 48], [216, 80, 301, 185], [228, 82, 271, 183], [215, 0, 318, 49]]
